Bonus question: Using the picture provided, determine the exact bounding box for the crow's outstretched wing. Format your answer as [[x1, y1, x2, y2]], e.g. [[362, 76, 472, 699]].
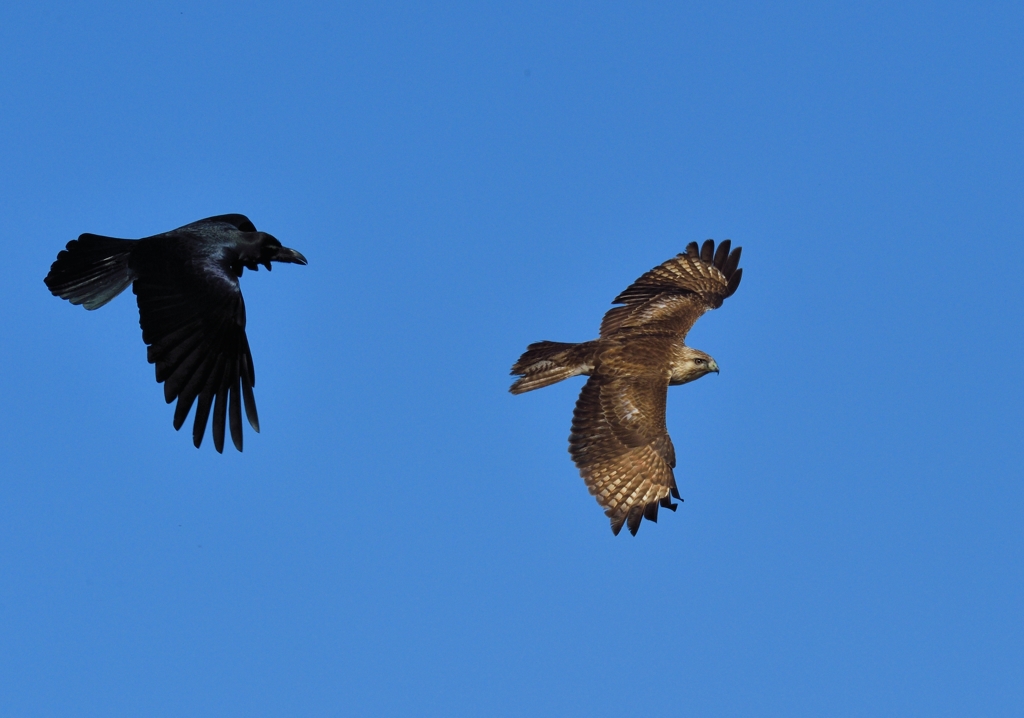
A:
[[133, 262, 258, 453]]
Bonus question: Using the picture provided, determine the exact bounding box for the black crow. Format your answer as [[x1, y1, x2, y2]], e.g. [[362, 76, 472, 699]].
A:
[[44, 214, 307, 453]]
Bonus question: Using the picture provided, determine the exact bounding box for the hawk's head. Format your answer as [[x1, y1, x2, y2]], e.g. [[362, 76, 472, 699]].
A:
[[670, 347, 719, 385]]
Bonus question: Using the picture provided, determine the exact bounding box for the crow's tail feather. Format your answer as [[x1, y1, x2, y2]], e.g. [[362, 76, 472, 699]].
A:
[[44, 234, 136, 310]]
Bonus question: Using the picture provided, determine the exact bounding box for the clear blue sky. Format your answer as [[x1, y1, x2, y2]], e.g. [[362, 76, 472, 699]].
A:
[[1, 1, 1022, 715]]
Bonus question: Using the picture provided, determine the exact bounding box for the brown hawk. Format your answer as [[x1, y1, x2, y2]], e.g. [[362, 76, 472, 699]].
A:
[[510, 240, 743, 535]]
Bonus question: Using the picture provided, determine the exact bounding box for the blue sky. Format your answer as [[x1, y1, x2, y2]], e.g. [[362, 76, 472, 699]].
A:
[[1, 1, 1022, 715]]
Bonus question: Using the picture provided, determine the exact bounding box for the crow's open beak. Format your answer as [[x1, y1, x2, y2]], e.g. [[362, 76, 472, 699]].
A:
[[275, 247, 308, 265]]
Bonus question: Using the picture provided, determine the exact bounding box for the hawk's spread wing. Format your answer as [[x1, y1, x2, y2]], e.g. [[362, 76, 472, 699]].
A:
[[569, 374, 679, 535], [133, 266, 258, 453], [600, 239, 742, 339]]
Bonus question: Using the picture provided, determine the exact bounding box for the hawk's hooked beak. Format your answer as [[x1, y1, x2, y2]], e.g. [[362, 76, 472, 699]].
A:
[[274, 246, 308, 266], [708, 360, 720, 374]]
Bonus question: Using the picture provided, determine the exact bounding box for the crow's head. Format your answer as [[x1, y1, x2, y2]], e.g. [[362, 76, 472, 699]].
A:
[[193, 215, 308, 275]]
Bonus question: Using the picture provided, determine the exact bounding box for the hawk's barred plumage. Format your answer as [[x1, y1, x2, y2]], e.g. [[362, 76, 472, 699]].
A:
[[511, 240, 742, 535]]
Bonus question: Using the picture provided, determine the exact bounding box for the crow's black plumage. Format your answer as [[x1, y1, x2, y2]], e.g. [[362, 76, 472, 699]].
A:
[[44, 214, 307, 453]]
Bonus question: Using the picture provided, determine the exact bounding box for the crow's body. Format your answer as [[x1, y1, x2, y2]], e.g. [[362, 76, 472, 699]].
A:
[[44, 214, 307, 452]]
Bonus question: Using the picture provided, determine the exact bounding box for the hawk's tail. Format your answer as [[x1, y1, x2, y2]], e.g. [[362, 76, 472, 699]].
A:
[[509, 340, 598, 394], [44, 234, 136, 310]]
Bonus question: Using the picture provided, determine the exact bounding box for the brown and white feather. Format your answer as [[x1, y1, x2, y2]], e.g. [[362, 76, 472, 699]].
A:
[[600, 239, 741, 340]]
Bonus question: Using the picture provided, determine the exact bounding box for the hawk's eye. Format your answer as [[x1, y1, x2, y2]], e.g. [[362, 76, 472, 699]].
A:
[[694, 358, 705, 365]]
